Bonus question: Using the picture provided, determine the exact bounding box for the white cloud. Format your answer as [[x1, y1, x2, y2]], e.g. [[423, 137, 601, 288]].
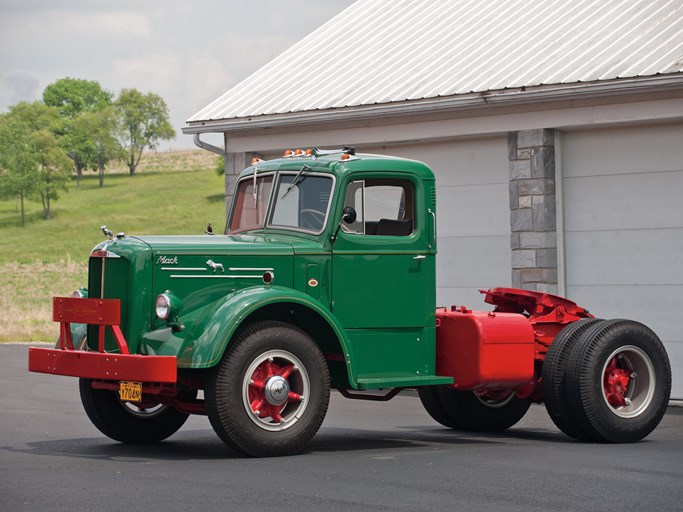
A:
[[110, 54, 181, 93], [42, 10, 152, 38], [0, 0, 356, 149], [0, 71, 41, 105]]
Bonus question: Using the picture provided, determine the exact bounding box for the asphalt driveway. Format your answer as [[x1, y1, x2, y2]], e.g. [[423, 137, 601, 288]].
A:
[[2, 344, 681, 511]]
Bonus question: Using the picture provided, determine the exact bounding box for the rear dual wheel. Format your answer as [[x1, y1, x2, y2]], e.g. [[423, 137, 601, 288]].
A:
[[419, 386, 531, 432], [542, 318, 603, 440], [543, 319, 671, 443]]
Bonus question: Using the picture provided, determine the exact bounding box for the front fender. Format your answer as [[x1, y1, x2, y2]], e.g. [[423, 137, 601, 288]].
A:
[[171, 286, 357, 386]]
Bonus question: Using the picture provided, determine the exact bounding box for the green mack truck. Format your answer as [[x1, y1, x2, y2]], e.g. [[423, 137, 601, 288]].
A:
[[29, 147, 671, 457]]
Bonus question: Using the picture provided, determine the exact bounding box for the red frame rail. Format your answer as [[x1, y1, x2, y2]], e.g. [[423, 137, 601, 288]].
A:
[[28, 297, 176, 383]]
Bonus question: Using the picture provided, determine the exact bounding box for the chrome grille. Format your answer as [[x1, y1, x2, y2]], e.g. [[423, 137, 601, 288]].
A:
[[87, 257, 130, 352]]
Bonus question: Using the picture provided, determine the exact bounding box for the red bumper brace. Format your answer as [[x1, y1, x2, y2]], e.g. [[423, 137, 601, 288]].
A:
[[28, 297, 176, 383]]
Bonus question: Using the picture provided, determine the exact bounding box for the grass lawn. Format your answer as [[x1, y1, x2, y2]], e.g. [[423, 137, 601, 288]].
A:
[[0, 150, 226, 341]]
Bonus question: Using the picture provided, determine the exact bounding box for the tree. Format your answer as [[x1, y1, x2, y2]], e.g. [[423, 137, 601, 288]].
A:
[[0, 114, 39, 225], [31, 129, 72, 219], [0, 102, 72, 223], [215, 155, 225, 176], [115, 88, 175, 176], [43, 77, 113, 118], [43, 78, 114, 185], [73, 108, 121, 187]]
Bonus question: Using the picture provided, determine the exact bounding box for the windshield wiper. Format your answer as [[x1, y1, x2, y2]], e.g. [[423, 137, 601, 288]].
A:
[[282, 165, 310, 198]]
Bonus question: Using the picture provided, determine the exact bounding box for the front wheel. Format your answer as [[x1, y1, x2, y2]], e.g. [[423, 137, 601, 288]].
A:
[[79, 379, 190, 443], [206, 321, 330, 457]]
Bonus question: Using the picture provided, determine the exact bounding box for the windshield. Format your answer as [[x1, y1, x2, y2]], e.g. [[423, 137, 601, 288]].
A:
[[228, 174, 274, 233], [269, 173, 334, 233], [228, 171, 333, 234]]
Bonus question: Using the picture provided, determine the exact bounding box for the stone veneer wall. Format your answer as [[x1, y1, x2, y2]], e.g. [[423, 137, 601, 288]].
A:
[[507, 129, 559, 294]]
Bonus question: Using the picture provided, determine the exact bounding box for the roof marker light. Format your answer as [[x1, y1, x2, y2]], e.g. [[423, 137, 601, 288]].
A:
[[283, 150, 293, 157], [251, 157, 263, 165]]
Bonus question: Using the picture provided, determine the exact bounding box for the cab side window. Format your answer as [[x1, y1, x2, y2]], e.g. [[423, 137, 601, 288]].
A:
[[343, 179, 414, 236]]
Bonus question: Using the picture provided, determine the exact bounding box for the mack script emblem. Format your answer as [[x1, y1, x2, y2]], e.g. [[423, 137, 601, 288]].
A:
[[157, 256, 178, 265]]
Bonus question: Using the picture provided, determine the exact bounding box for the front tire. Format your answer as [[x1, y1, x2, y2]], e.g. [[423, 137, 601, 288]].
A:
[[565, 319, 671, 443], [206, 321, 330, 457], [79, 379, 190, 443]]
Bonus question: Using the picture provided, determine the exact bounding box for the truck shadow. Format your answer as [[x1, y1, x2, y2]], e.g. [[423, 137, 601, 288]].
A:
[[3, 425, 579, 462], [3, 431, 236, 461], [312, 424, 574, 452]]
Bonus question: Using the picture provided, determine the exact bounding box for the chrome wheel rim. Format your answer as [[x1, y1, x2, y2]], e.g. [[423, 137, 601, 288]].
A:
[[242, 350, 310, 432], [120, 402, 167, 418], [601, 345, 655, 418], [474, 390, 516, 409]]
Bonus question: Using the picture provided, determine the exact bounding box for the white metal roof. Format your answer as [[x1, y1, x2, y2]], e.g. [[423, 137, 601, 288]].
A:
[[187, 0, 683, 126]]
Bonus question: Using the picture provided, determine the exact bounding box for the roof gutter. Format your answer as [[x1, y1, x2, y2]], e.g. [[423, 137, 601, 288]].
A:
[[182, 74, 683, 135], [192, 133, 225, 155]]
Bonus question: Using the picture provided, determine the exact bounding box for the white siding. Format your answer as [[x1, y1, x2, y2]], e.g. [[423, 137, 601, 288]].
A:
[[367, 138, 511, 309], [562, 123, 683, 398]]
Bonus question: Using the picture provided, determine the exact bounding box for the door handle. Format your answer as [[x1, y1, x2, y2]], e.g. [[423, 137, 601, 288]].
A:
[[413, 255, 426, 260]]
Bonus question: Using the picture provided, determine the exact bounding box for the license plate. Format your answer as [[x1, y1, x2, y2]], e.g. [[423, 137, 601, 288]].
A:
[[119, 381, 142, 402]]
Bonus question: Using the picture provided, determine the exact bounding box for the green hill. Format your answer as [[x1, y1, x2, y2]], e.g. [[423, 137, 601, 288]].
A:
[[0, 149, 226, 341]]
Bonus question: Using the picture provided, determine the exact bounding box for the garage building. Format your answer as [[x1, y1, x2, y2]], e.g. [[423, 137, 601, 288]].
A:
[[183, 0, 683, 397]]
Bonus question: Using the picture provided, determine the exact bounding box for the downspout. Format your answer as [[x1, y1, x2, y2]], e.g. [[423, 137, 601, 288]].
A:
[[193, 133, 226, 156], [193, 133, 230, 232], [555, 131, 567, 297]]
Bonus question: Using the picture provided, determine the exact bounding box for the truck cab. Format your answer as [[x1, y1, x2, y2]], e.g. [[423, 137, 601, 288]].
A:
[[225, 148, 446, 387]]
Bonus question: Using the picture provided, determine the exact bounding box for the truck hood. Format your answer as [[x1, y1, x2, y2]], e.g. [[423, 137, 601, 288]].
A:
[[125, 233, 325, 256]]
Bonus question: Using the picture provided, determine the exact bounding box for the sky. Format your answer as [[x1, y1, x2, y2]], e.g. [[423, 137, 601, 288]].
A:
[[0, 0, 355, 150]]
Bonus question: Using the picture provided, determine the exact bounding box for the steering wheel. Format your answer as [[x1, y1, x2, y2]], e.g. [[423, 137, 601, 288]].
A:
[[300, 209, 326, 230]]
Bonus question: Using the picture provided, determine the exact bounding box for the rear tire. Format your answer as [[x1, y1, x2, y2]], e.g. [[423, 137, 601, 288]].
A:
[[435, 387, 531, 432], [542, 318, 604, 440], [565, 319, 671, 443], [418, 386, 461, 428], [79, 379, 190, 443]]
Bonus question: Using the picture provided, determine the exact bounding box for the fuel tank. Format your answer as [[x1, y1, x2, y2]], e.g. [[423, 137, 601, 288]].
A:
[[435, 306, 535, 390]]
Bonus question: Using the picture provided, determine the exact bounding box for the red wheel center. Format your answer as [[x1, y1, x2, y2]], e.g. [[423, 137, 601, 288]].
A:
[[247, 359, 302, 423], [603, 357, 631, 407]]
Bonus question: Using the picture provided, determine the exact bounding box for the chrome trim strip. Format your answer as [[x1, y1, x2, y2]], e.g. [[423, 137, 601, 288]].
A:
[[169, 275, 262, 279], [228, 267, 274, 271], [161, 267, 207, 271]]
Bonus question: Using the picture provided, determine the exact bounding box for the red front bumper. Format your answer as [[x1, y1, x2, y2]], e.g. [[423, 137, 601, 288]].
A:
[[28, 347, 177, 382], [28, 297, 176, 383]]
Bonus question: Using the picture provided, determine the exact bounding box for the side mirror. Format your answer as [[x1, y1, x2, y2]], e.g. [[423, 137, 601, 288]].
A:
[[342, 206, 357, 224], [332, 206, 358, 243]]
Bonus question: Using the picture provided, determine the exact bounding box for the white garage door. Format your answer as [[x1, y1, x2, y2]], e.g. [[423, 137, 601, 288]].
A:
[[370, 138, 511, 310], [562, 123, 683, 398]]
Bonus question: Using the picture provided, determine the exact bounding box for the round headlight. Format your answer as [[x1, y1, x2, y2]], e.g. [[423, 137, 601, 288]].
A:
[[156, 293, 171, 320], [71, 287, 88, 299]]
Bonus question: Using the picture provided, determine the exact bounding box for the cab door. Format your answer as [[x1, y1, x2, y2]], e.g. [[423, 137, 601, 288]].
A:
[[332, 175, 435, 328], [331, 174, 437, 381]]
